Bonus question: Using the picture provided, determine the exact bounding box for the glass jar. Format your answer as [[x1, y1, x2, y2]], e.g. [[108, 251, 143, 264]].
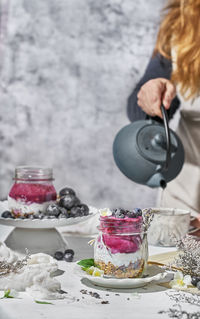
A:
[[8, 166, 57, 216], [94, 216, 148, 278]]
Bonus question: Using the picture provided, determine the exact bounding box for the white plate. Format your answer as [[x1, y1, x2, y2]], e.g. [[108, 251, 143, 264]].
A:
[[0, 201, 98, 229], [74, 264, 171, 289]]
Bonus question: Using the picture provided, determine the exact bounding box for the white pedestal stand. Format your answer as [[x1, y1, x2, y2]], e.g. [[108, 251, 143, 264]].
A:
[[0, 201, 97, 256], [4, 227, 68, 256]]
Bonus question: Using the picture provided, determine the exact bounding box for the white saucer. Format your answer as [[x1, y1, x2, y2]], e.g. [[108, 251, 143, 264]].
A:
[[74, 264, 171, 289], [0, 201, 98, 229]]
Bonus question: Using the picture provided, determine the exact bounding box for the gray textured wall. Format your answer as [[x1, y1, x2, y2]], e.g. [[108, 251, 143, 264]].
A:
[[0, 0, 164, 209]]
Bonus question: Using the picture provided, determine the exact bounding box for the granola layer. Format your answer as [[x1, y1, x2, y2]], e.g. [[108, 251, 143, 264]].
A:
[[95, 259, 145, 278]]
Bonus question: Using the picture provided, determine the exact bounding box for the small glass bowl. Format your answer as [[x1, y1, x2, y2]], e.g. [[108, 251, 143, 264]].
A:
[[147, 208, 190, 247]]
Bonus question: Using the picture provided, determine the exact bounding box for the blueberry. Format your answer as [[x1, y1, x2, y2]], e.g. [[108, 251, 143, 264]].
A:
[[24, 214, 30, 219], [59, 207, 67, 214], [126, 211, 136, 218], [64, 254, 73, 262], [33, 214, 41, 219], [64, 250, 74, 262], [54, 251, 64, 260], [2, 211, 14, 218], [33, 212, 45, 219], [32, 214, 39, 219], [79, 204, 89, 216], [191, 276, 200, 287], [70, 206, 84, 217], [38, 213, 45, 219], [112, 208, 125, 218], [64, 249, 75, 256], [46, 215, 56, 219], [27, 214, 34, 219], [59, 207, 70, 218], [59, 187, 76, 197], [133, 208, 142, 217], [59, 195, 80, 209], [115, 212, 125, 218], [113, 208, 125, 218], [112, 208, 118, 215], [46, 204, 61, 217], [59, 213, 70, 219], [119, 208, 126, 214], [59, 214, 66, 219], [18, 215, 25, 219], [197, 281, 200, 290]]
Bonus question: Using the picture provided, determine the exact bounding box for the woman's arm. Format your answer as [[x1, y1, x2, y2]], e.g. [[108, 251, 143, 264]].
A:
[[127, 53, 180, 122]]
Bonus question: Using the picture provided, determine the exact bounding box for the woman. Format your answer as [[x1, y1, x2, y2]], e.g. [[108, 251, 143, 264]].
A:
[[127, 0, 200, 230]]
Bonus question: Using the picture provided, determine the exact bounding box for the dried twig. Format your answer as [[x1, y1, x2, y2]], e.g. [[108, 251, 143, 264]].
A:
[[173, 235, 200, 277], [142, 208, 154, 232], [166, 291, 200, 307], [0, 249, 30, 277], [159, 304, 200, 319]]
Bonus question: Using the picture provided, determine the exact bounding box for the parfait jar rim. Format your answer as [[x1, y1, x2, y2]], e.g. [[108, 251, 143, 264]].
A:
[[13, 166, 54, 181]]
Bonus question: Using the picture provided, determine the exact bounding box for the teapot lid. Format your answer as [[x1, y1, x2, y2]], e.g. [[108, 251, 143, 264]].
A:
[[136, 124, 178, 164]]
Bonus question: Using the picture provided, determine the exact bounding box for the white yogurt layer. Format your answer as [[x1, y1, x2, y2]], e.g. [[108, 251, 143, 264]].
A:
[[0, 242, 64, 300], [94, 236, 143, 267], [8, 196, 55, 215]]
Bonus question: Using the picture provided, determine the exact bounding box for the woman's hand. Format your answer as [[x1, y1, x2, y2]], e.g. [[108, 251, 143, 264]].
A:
[[137, 78, 176, 118]]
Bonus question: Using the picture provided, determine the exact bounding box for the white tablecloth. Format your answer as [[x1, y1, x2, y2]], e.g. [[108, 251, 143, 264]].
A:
[[0, 226, 196, 319]]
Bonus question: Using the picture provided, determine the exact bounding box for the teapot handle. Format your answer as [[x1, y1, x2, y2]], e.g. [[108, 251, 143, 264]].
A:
[[161, 104, 171, 170]]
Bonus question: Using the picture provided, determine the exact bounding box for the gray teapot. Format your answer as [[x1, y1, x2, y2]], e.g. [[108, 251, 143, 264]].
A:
[[113, 105, 184, 188]]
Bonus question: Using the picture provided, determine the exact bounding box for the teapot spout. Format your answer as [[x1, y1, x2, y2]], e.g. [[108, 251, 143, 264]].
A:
[[147, 173, 166, 189]]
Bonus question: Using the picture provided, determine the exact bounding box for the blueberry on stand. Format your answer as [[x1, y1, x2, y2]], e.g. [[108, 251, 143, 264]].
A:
[[79, 204, 89, 216], [70, 206, 84, 218], [59, 187, 76, 197], [18, 215, 25, 219], [38, 213, 45, 219], [59, 207, 70, 219], [46, 204, 61, 217], [32, 214, 39, 219], [27, 214, 34, 220], [46, 215, 56, 219], [59, 195, 80, 210], [2, 211, 14, 219]]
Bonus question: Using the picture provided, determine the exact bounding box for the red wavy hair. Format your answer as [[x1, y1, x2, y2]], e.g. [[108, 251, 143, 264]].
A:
[[154, 0, 200, 99]]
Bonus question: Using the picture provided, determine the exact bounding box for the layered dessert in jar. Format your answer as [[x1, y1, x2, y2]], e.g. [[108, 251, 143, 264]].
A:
[[4, 167, 90, 220], [8, 167, 57, 217], [94, 208, 148, 278]]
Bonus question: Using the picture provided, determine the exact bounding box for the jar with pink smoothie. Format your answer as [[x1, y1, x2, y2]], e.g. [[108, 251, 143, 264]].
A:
[[8, 167, 57, 217], [94, 208, 148, 278]]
